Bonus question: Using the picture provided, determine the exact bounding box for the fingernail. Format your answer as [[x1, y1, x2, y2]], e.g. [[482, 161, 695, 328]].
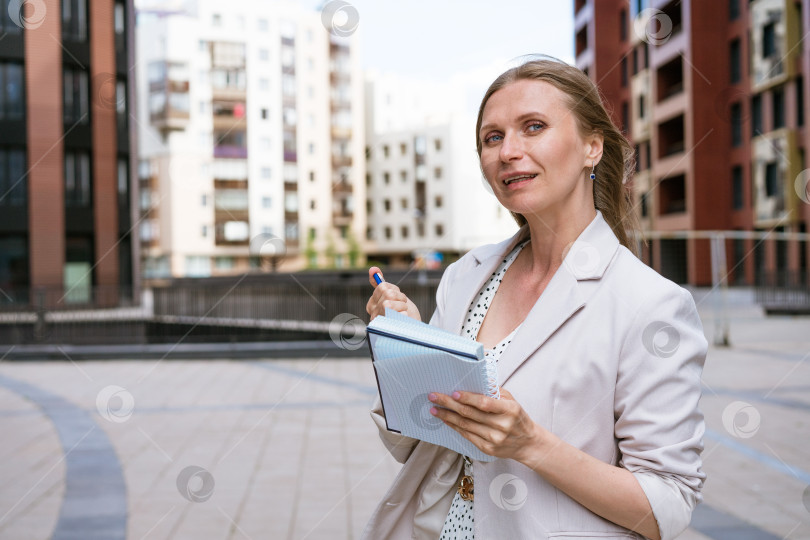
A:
[[452, 391, 461, 400], [429, 407, 438, 416], [428, 393, 437, 402]]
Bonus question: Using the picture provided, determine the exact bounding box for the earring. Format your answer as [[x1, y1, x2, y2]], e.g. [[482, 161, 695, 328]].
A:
[[590, 162, 596, 180]]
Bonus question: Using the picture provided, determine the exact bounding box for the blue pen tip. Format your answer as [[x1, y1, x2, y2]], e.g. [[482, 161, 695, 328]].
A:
[[373, 273, 383, 285]]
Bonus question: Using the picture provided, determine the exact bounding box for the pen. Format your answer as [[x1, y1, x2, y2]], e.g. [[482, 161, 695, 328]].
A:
[[373, 272, 384, 285]]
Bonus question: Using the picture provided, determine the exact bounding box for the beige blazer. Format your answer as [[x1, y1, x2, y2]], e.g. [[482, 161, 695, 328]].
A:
[[361, 212, 707, 540]]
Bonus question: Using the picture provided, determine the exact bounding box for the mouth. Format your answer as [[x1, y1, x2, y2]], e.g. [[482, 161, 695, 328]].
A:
[[502, 173, 537, 186]]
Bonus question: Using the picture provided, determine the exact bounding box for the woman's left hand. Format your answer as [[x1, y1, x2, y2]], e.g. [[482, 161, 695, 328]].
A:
[[428, 389, 543, 462]]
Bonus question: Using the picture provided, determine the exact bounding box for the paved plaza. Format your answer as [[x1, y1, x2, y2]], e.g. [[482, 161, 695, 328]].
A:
[[0, 289, 808, 539]]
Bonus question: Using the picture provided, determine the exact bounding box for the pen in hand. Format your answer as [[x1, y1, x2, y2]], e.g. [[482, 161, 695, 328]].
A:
[[373, 272, 383, 285]]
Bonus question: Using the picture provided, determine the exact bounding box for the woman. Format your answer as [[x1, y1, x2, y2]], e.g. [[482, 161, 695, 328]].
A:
[[363, 58, 707, 540]]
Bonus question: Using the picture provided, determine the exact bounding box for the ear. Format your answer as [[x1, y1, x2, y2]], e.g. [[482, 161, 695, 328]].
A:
[[584, 131, 604, 167]]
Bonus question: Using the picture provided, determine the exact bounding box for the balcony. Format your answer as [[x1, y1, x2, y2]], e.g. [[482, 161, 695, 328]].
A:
[[751, 129, 801, 225], [657, 114, 685, 158], [658, 174, 686, 215], [749, 0, 800, 91], [149, 61, 190, 133], [332, 155, 353, 168], [214, 145, 248, 159], [656, 56, 683, 102]]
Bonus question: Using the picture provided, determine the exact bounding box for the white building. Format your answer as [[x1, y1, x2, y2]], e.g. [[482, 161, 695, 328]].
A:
[[136, 0, 365, 277], [364, 73, 517, 266]]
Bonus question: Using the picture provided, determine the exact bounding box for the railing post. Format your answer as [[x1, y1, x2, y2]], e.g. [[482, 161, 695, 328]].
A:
[[710, 234, 730, 346]]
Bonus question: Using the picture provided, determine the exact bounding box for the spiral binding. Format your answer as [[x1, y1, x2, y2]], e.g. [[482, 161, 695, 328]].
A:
[[484, 357, 500, 399]]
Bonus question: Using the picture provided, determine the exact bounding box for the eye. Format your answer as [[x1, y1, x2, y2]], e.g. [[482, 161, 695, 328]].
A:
[[483, 133, 503, 144], [526, 122, 545, 132]]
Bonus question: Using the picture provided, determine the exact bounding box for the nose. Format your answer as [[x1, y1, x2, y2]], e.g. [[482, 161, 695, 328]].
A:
[[499, 132, 523, 162]]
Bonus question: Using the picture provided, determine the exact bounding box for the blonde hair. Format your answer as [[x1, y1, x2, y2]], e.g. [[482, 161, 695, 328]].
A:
[[475, 58, 639, 252]]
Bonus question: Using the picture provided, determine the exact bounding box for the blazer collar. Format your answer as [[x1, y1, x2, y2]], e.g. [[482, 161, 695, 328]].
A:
[[444, 211, 621, 386]]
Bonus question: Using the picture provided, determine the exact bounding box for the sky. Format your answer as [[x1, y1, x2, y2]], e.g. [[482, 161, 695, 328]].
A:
[[301, 0, 575, 81]]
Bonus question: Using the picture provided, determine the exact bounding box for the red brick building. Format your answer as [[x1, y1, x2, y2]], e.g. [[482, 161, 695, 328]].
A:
[[0, 0, 138, 306], [575, 0, 809, 286]]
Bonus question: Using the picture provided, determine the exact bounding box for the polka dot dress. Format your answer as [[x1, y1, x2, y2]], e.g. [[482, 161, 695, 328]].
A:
[[439, 239, 528, 540]]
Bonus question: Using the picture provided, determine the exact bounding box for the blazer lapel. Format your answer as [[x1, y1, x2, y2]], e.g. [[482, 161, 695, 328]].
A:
[[497, 267, 584, 385], [497, 211, 621, 385]]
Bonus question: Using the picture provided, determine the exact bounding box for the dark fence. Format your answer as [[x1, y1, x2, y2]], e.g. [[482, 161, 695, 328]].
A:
[[0, 271, 442, 346], [755, 270, 810, 314]]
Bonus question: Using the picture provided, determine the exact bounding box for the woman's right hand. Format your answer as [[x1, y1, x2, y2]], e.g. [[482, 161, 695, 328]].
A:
[[366, 267, 422, 322]]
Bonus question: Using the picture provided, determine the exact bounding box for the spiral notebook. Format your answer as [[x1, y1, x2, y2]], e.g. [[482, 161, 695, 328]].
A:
[[366, 308, 499, 462]]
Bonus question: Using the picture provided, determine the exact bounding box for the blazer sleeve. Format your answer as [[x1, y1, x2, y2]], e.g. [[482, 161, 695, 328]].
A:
[[614, 285, 708, 540], [368, 260, 456, 463]]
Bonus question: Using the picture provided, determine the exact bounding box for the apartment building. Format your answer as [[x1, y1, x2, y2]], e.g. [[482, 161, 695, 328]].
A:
[[136, 0, 365, 277], [575, 0, 809, 285], [0, 0, 137, 306], [364, 74, 517, 266]]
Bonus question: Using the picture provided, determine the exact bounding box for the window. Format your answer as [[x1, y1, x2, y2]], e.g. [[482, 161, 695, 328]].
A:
[[764, 162, 779, 197], [434, 167, 443, 179], [798, 76, 805, 127], [732, 166, 743, 209], [202, 225, 208, 238], [262, 196, 272, 208], [401, 226, 409, 239], [64, 152, 91, 206], [621, 101, 629, 134], [619, 9, 627, 41], [762, 22, 776, 58], [634, 144, 641, 173], [400, 198, 408, 209], [284, 192, 298, 212], [383, 199, 391, 211], [435, 195, 443, 208], [640, 192, 648, 218], [201, 194, 208, 206], [400, 143, 407, 155], [261, 108, 268, 120], [62, 0, 88, 41], [258, 18, 268, 32], [729, 0, 739, 20], [259, 49, 269, 61], [0, 148, 26, 206], [114, 3, 125, 35], [63, 69, 89, 125], [435, 223, 444, 236], [434, 139, 442, 151], [117, 159, 128, 205], [0, 63, 24, 120], [383, 172, 390, 184], [215, 257, 235, 270], [365, 173, 371, 186], [730, 102, 742, 147], [212, 13, 222, 26], [383, 145, 390, 158], [638, 95, 646, 119], [621, 57, 628, 88], [751, 94, 762, 137], [310, 199, 316, 210], [384, 226, 391, 239], [400, 170, 407, 183], [729, 39, 741, 84], [772, 86, 785, 129]]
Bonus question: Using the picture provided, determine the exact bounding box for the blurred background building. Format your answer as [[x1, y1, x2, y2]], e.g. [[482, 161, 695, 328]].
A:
[[575, 0, 810, 286], [0, 0, 138, 306], [363, 73, 516, 266], [136, 0, 365, 277]]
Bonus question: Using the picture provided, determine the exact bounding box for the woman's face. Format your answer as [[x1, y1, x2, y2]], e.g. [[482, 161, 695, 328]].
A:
[[478, 79, 600, 221]]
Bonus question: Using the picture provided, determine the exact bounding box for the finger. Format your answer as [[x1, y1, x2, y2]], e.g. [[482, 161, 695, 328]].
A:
[[428, 392, 494, 423], [379, 299, 410, 314], [431, 404, 497, 443], [368, 267, 383, 287], [438, 416, 497, 457]]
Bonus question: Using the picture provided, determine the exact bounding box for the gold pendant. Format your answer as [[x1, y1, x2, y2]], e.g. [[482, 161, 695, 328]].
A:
[[457, 475, 474, 501]]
